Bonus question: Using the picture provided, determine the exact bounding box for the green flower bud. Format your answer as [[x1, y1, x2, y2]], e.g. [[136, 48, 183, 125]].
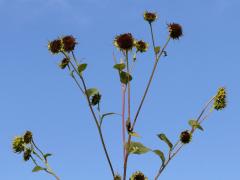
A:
[[214, 87, 227, 110]]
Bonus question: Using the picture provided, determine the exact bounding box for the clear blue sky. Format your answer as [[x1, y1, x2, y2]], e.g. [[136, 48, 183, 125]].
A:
[[0, 0, 239, 179]]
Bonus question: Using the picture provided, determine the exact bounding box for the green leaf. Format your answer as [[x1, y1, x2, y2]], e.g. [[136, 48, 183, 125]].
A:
[[100, 112, 118, 126], [129, 132, 141, 138], [157, 134, 173, 150], [153, 149, 165, 165], [120, 71, 132, 84], [85, 88, 99, 97], [127, 141, 151, 155], [44, 153, 52, 159], [114, 63, 126, 71], [188, 120, 204, 131], [77, 63, 87, 74], [32, 166, 44, 172], [154, 46, 161, 54]]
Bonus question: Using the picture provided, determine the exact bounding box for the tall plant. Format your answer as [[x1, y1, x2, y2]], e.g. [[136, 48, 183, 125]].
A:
[[12, 11, 226, 180]]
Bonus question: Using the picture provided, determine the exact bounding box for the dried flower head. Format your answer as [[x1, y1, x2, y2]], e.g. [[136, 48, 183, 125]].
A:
[[91, 93, 101, 106], [12, 136, 25, 153], [135, 40, 149, 53], [114, 33, 134, 51], [130, 171, 148, 180], [180, 130, 192, 144], [144, 11, 157, 23], [214, 87, 227, 110], [114, 174, 122, 180], [23, 131, 33, 144], [168, 23, 183, 40], [23, 149, 32, 161], [62, 35, 77, 52], [48, 39, 63, 54], [59, 58, 70, 69]]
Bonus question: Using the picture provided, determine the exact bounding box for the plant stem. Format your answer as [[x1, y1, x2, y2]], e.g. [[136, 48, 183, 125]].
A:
[[123, 37, 171, 180], [122, 84, 127, 160], [67, 52, 115, 177]]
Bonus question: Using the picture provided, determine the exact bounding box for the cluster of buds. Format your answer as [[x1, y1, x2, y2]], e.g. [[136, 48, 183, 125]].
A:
[[48, 35, 77, 54], [214, 87, 227, 110], [12, 131, 33, 161], [130, 171, 148, 180]]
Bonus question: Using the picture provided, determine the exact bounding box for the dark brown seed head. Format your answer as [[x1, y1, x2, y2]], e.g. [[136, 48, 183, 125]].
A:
[[91, 93, 101, 106], [144, 11, 157, 23], [135, 40, 149, 53], [180, 130, 192, 144], [48, 39, 63, 54], [130, 171, 148, 180], [59, 58, 70, 69], [114, 33, 134, 51], [23, 131, 33, 144], [168, 23, 183, 40], [62, 35, 77, 52], [23, 149, 32, 161]]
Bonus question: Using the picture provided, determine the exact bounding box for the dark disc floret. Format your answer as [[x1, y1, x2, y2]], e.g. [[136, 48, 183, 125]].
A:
[[180, 130, 192, 144], [48, 39, 63, 54], [168, 23, 183, 40], [62, 35, 77, 52], [114, 33, 134, 51]]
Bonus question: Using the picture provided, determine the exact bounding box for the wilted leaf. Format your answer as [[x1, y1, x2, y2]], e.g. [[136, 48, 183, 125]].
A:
[[127, 141, 150, 154], [85, 88, 99, 97], [153, 149, 165, 165], [114, 63, 126, 71], [189, 120, 204, 131], [32, 166, 44, 172], [157, 134, 173, 150], [120, 71, 132, 84], [77, 64, 87, 74]]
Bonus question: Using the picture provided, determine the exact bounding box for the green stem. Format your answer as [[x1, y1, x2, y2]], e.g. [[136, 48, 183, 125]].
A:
[[67, 52, 115, 177]]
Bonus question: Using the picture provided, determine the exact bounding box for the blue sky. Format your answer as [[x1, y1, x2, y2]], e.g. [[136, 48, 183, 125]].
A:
[[0, 0, 240, 179]]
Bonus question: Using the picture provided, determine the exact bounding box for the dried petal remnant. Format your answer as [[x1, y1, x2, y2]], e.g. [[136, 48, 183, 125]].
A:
[[168, 23, 183, 39], [114, 33, 134, 51], [59, 58, 70, 69]]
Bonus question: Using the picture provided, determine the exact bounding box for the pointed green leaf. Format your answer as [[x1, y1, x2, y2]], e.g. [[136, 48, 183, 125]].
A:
[[77, 63, 87, 74], [120, 71, 132, 84], [127, 141, 151, 155], [100, 112, 118, 126], [189, 120, 204, 131], [157, 134, 173, 150], [153, 149, 165, 165], [114, 63, 126, 71], [129, 132, 141, 138], [44, 153, 52, 159], [32, 166, 44, 172], [85, 88, 99, 97]]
